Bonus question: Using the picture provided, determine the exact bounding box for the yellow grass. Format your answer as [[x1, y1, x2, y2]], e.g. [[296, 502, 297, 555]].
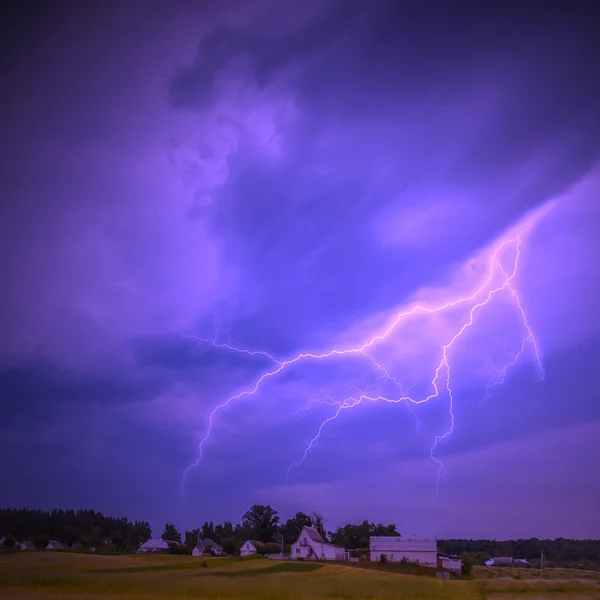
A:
[[0, 552, 598, 599]]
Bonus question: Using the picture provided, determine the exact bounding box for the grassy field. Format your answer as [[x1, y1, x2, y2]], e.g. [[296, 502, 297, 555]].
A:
[[0, 552, 599, 600]]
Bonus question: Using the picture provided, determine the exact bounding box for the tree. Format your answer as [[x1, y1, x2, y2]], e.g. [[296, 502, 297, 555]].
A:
[[312, 512, 328, 541], [242, 505, 280, 543], [282, 512, 313, 545], [60, 525, 82, 546], [214, 521, 234, 544], [220, 536, 241, 555], [461, 551, 474, 576], [161, 523, 181, 543], [201, 521, 216, 541], [185, 529, 201, 549]]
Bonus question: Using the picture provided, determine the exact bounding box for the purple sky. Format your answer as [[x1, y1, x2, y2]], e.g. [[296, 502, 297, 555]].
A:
[[1, 0, 599, 540]]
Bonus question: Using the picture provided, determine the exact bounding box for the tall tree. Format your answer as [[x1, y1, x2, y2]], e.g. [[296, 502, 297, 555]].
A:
[[201, 521, 216, 541], [242, 505, 280, 543], [161, 523, 181, 543], [282, 512, 313, 545], [185, 529, 201, 548]]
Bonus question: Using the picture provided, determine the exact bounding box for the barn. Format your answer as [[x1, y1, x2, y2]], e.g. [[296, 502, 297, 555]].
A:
[[369, 537, 437, 566]]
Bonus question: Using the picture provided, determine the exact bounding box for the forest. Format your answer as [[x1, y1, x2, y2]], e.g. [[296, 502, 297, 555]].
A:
[[1, 506, 598, 569]]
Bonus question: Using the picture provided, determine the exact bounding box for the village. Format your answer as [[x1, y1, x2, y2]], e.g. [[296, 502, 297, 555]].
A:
[[136, 528, 465, 574]]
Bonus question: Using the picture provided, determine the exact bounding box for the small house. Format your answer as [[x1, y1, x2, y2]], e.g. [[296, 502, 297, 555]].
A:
[[291, 526, 347, 561], [46, 540, 67, 551], [240, 540, 264, 556], [369, 536, 438, 566], [19, 541, 36, 551], [437, 555, 462, 573], [192, 538, 223, 556], [138, 539, 170, 553]]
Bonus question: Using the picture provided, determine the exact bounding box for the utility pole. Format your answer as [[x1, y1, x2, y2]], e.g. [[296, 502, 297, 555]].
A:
[[540, 550, 544, 579], [281, 533, 284, 555]]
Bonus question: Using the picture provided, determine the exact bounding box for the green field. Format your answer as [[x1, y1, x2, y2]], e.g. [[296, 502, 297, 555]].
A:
[[0, 553, 599, 599]]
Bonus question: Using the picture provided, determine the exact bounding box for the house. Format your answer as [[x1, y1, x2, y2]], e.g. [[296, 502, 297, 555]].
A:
[[138, 539, 170, 553], [240, 540, 264, 556], [70, 543, 83, 552], [514, 558, 530, 566], [291, 526, 347, 561], [46, 540, 67, 551], [485, 556, 513, 567], [369, 537, 438, 566], [192, 539, 223, 556], [437, 555, 462, 573], [19, 541, 36, 551]]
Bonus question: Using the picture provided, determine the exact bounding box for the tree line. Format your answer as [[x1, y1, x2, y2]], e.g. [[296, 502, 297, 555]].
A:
[[0, 508, 150, 551], [1, 506, 598, 569]]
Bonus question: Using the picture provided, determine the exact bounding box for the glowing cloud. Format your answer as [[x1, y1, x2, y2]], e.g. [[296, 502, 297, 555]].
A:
[[181, 202, 552, 497]]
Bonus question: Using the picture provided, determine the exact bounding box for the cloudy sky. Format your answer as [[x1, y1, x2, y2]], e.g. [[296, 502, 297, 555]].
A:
[[1, 0, 599, 540]]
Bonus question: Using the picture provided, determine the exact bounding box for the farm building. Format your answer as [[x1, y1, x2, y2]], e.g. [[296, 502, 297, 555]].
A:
[[291, 526, 348, 561], [192, 539, 223, 556], [485, 556, 513, 566], [138, 539, 170, 553], [19, 541, 36, 551], [46, 540, 67, 551], [437, 555, 462, 573], [240, 540, 264, 556], [369, 537, 438, 566]]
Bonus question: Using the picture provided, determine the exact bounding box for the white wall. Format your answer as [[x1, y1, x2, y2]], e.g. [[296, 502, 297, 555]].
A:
[[439, 556, 462, 572], [369, 550, 437, 566], [240, 542, 256, 556]]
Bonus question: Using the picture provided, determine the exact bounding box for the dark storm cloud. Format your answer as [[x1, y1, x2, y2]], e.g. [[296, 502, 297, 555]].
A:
[[1, 0, 600, 537]]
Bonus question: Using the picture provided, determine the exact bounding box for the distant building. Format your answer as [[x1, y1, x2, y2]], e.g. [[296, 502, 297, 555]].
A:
[[192, 539, 223, 556], [138, 539, 170, 553], [240, 540, 264, 556], [369, 537, 437, 567], [20, 541, 36, 551], [486, 557, 514, 566], [46, 540, 67, 551], [514, 558, 530, 566], [437, 555, 462, 573], [70, 543, 83, 552], [291, 526, 347, 561]]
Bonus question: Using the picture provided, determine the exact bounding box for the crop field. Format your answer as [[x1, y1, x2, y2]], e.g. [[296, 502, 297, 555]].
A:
[[0, 552, 599, 600]]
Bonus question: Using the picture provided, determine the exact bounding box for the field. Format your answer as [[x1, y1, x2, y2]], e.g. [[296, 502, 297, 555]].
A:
[[0, 553, 599, 600]]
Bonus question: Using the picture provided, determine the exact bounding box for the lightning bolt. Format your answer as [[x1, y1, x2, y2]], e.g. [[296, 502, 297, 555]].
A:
[[181, 221, 545, 497]]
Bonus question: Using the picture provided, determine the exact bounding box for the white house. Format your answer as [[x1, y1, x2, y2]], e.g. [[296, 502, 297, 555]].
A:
[[192, 539, 223, 556], [291, 526, 347, 561], [138, 539, 170, 553], [46, 540, 67, 551], [240, 540, 264, 556], [369, 537, 437, 566], [437, 555, 462, 573]]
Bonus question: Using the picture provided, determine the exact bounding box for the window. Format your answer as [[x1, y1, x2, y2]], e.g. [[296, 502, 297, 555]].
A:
[[296, 548, 301, 554], [302, 537, 307, 546]]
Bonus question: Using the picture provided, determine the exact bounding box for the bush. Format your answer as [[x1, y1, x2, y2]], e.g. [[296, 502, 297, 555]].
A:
[[461, 551, 474, 577]]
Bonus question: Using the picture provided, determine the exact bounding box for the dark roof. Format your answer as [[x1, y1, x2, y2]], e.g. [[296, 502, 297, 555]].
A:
[[246, 540, 265, 548], [304, 527, 325, 544]]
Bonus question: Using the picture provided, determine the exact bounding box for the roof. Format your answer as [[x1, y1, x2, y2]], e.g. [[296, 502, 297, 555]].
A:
[[139, 538, 169, 549], [20, 541, 36, 550], [369, 537, 437, 552], [491, 556, 513, 565], [304, 527, 325, 543], [244, 540, 265, 548]]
